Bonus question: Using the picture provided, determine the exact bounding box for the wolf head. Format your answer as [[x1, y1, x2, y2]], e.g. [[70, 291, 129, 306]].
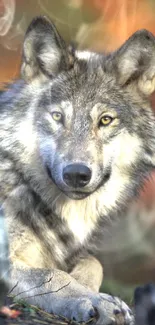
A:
[[7, 17, 155, 220]]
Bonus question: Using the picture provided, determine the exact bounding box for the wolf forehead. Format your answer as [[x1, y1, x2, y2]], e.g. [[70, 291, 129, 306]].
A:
[[38, 56, 129, 105], [36, 63, 144, 129]]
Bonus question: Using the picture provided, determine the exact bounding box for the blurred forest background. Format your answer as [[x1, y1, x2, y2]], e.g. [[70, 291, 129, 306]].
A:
[[1, 0, 155, 302]]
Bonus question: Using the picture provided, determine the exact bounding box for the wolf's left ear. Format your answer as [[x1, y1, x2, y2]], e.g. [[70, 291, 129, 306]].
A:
[[21, 16, 74, 82], [110, 30, 155, 96]]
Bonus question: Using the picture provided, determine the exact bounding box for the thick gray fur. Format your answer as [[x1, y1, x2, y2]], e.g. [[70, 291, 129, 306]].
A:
[[2, 15, 155, 324]]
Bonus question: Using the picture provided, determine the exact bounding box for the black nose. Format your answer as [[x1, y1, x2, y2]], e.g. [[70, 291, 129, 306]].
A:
[[63, 164, 92, 188]]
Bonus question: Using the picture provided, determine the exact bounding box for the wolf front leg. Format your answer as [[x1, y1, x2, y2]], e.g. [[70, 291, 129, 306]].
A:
[[70, 255, 103, 292], [0, 207, 10, 307], [71, 255, 134, 324], [11, 263, 134, 324]]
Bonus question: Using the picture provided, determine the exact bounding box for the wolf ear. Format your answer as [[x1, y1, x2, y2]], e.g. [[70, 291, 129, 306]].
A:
[[111, 30, 155, 96], [21, 16, 74, 82]]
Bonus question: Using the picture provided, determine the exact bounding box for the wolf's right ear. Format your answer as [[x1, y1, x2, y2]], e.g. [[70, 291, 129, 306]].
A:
[[21, 16, 74, 82]]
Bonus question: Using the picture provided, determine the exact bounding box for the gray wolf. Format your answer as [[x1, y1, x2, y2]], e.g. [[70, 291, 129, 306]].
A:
[[1, 15, 155, 324]]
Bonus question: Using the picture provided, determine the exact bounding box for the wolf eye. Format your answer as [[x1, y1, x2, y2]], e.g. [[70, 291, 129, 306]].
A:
[[51, 112, 63, 122], [99, 115, 113, 127]]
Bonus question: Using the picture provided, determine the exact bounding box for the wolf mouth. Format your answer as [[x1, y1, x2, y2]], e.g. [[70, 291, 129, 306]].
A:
[[61, 170, 111, 200], [46, 165, 111, 200], [65, 191, 91, 200]]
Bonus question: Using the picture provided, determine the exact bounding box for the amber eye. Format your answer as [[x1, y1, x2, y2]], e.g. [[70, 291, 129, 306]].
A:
[[99, 115, 113, 126], [51, 112, 63, 122]]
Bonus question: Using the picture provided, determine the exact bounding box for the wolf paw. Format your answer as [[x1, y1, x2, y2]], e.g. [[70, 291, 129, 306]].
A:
[[100, 293, 134, 325], [55, 293, 134, 325], [59, 295, 113, 324]]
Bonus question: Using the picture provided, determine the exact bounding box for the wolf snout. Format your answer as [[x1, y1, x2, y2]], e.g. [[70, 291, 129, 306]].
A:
[[63, 163, 92, 188]]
